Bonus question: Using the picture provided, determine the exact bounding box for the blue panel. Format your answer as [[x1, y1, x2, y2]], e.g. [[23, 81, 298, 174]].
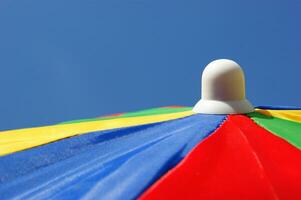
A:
[[0, 114, 225, 200]]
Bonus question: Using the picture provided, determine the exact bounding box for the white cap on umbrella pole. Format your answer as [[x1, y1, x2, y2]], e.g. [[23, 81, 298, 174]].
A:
[[193, 59, 254, 114]]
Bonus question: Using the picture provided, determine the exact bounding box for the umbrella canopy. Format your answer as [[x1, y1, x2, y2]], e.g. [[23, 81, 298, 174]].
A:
[[140, 106, 301, 200], [0, 106, 300, 200], [0, 60, 300, 200]]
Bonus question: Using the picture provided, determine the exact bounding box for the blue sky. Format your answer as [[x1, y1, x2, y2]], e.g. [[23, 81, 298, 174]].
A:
[[0, 0, 300, 130]]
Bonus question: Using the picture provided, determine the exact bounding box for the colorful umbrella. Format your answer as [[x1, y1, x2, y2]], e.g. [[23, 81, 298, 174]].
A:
[[0, 60, 300, 200]]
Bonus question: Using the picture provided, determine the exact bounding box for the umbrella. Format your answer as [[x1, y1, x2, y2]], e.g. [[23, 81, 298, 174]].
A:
[[0, 59, 300, 200]]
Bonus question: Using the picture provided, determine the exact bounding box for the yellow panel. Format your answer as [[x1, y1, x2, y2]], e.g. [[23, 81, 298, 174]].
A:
[[255, 109, 301, 123], [0, 111, 194, 156]]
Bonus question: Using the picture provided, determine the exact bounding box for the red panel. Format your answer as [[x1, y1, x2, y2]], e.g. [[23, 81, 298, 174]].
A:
[[139, 115, 301, 200]]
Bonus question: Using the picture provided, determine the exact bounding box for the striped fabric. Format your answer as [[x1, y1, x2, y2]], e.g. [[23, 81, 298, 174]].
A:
[[0, 106, 301, 200]]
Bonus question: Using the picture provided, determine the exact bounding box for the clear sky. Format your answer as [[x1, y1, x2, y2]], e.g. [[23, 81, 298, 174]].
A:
[[0, 0, 300, 130]]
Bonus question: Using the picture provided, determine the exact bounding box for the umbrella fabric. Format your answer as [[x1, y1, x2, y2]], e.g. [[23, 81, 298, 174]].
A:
[[0, 106, 301, 200], [0, 107, 194, 156], [140, 114, 301, 200], [0, 106, 224, 199]]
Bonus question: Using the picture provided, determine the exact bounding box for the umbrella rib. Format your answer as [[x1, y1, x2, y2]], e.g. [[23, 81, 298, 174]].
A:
[[228, 117, 280, 200]]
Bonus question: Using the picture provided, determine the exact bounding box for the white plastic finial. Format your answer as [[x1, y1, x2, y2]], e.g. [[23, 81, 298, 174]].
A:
[[193, 59, 254, 114]]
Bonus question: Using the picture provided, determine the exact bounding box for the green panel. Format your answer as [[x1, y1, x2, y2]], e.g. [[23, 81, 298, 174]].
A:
[[248, 112, 301, 149], [61, 107, 193, 124]]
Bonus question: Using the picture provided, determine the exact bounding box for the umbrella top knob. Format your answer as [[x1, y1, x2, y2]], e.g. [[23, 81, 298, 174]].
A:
[[193, 59, 254, 114]]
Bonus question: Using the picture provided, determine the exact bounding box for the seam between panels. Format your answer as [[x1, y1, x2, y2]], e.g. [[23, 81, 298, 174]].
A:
[[246, 113, 270, 129], [209, 114, 229, 135], [137, 114, 229, 199], [186, 114, 229, 153], [186, 114, 229, 151], [244, 113, 301, 150], [230, 115, 280, 200]]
